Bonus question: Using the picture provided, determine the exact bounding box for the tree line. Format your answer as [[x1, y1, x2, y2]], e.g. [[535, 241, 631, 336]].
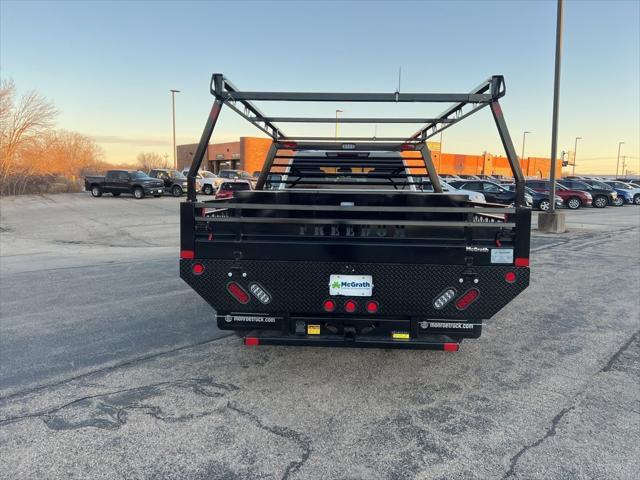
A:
[[0, 79, 170, 195]]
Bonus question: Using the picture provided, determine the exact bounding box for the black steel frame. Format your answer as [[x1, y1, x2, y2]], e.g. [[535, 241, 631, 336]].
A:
[[186, 74, 525, 205]]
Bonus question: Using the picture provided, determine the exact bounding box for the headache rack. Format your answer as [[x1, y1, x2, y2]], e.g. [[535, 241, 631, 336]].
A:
[[185, 73, 526, 205]]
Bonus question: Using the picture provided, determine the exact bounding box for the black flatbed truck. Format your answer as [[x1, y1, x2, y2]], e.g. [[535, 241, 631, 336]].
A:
[[180, 74, 531, 351]]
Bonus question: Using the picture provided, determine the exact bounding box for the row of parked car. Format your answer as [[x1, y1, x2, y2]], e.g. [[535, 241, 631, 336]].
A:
[[439, 174, 640, 210], [84, 168, 256, 199]]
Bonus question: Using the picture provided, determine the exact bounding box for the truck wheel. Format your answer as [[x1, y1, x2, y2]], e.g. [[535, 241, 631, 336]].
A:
[[634, 194, 640, 205], [172, 185, 183, 197], [112, 192, 120, 197], [91, 185, 102, 197], [567, 197, 581, 210], [593, 195, 608, 208], [203, 184, 213, 195], [538, 199, 551, 211], [614, 196, 624, 207], [133, 187, 145, 199]]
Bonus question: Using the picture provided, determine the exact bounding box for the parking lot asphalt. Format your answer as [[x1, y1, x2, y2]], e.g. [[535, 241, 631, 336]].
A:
[[1, 193, 639, 479]]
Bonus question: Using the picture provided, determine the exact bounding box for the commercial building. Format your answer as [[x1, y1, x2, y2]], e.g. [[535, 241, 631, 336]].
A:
[[178, 137, 560, 178], [177, 137, 272, 174]]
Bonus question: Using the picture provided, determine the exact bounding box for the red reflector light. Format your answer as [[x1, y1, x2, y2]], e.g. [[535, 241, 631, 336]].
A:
[[344, 300, 357, 313], [323, 299, 336, 312], [180, 250, 195, 259], [400, 144, 416, 151], [505, 271, 516, 283], [244, 337, 260, 346], [443, 342, 459, 352], [366, 301, 379, 313], [455, 288, 479, 310], [227, 282, 250, 304], [281, 141, 298, 149], [192, 263, 204, 275], [515, 257, 529, 267]]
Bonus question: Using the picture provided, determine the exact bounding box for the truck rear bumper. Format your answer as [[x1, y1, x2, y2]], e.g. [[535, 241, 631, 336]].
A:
[[239, 330, 462, 351]]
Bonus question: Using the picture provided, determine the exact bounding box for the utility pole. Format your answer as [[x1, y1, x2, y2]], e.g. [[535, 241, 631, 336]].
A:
[[615, 141, 624, 177], [548, 0, 563, 214], [621, 156, 627, 177], [539, 0, 565, 232], [572, 136, 582, 175], [170, 89, 180, 170]]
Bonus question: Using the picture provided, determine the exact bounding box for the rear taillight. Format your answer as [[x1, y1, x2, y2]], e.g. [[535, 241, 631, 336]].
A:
[[323, 299, 336, 312], [400, 143, 416, 151], [515, 257, 530, 267], [366, 301, 379, 314], [192, 263, 204, 275], [281, 141, 298, 149], [227, 282, 250, 304], [180, 250, 195, 259], [344, 300, 357, 313], [443, 342, 459, 352], [505, 271, 516, 283], [455, 288, 479, 310], [244, 337, 260, 346]]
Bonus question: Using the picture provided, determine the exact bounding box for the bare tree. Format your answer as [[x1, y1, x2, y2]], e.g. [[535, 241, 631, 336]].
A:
[[0, 79, 59, 188], [137, 152, 168, 172]]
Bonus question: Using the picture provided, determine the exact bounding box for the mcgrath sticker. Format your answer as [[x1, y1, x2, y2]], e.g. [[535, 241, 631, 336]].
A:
[[329, 275, 373, 297]]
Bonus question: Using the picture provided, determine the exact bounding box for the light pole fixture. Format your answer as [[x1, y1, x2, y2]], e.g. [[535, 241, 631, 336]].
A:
[[616, 141, 624, 177], [521, 130, 531, 160], [335, 109, 343, 141], [572, 136, 582, 175], [170, 89, 180, 169]]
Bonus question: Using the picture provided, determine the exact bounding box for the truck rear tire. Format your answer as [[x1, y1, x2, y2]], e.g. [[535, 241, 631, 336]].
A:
[[112, 192, 120, 197], [614, 196, 624, 207], [203, 184, 213, 195], [91, 185, 102, 197], [133, 187, 145, 199], [634, 194, 640, 205], [172, 185, 183, 197], [567, 197, 581, 209], [538, 199, 550, 211]]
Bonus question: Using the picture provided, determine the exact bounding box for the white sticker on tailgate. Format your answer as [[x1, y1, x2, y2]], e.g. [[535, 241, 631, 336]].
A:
[[491, 248, 514, 264], [330, 275, 373, 296]]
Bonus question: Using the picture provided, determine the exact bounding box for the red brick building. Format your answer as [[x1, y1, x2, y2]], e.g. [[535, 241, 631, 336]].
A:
[[177, 137, 272, 174]]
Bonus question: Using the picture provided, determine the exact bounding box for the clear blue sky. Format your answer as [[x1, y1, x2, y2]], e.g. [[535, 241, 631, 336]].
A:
[[2, 0, 639, 174]]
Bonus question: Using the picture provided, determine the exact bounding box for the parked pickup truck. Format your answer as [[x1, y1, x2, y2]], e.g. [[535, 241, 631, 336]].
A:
[[85, 170, 164, 199], [179, 74, 531, 351]]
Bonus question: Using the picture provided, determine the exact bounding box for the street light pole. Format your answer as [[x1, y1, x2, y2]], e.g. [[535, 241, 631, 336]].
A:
[[548, 0, 563, 214], [170, 89, 180, 170], [521, 131, 531, 161], [335, 109, 343, 141], [615, 141, 624, 177], [572, 136, 582, 176]]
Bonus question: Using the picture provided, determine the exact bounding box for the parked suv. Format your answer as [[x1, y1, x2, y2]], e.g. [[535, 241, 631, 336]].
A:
[[557, 179, 616, 208], [149, 169, 194, 197], [526, 180, 592, 209], [605, 180, 640, 205], [503, 185, 563, 211], [448, 180, 532, 206]]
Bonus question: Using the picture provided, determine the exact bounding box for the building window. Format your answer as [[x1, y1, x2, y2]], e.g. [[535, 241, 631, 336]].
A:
[[215, 154, 224, 160], [231, 153, 240, 159]]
